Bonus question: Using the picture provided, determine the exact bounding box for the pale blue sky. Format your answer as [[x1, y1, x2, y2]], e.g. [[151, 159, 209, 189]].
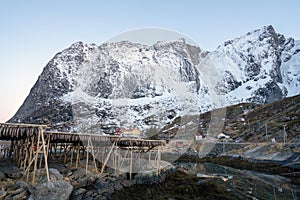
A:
[[0, 0, 300, 122]]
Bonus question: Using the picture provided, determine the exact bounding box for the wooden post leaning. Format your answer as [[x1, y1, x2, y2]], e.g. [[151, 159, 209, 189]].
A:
[[40, 127, 50, 182]]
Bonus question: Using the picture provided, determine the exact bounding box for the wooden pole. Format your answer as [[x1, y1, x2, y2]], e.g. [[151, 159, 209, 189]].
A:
[[112, 147, 115, 174], [46, 137, 50, 159], [18, 141, 23, 167], [64, 144, 68, 164], [86, 138, 90, 174], [70, 146, 74, 166], [9, 140, 14, 159], [102, 137, 107, 164], [94, 147, 100, 163], [22, 147, 28, 169], [158, 146, 161, 175], [26, 136, 34, 182], [32, 131, 41, 185], [129, 147, 133, 180], [24, 145, 43, 174], [117, 147, 121, 176], [76, 143, 80, 168], [59, 143, 63, 161], [15, 140, 19, 164], [40, 128, 50, 182], [100, 142, 115, 174], [54, 143, 57, 158], [119, 149, 128, 171], [114, 148, 118, 175], [155, 148, 158, 176], [39, 150, 43, 169], [138, 150, 141, 168], [22, 138, 30, 169], [90, 139, 98, 173]]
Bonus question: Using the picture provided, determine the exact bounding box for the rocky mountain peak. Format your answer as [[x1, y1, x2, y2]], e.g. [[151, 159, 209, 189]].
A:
[[8, 26, 300, 134], [207, 25, 298, 104]]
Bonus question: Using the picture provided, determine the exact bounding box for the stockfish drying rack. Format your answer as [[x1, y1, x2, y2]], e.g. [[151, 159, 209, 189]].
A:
[[0, 123, 166, 184]]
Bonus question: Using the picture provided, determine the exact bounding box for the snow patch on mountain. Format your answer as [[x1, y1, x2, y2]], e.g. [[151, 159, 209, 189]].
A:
[[281, 39, 300, 96]]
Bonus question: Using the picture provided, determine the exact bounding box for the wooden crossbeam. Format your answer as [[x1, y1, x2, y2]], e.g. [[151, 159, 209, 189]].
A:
[[0, 123, 47, 128]]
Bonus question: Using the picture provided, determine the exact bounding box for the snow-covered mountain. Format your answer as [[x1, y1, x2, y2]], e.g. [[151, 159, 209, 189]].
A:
[[9, 25, 300, 134], [209, 25, 300, 104]]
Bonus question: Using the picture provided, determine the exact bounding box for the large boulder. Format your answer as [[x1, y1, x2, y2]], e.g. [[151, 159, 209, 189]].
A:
[[29, 181, 73, 200], [0, 165, 22, 179], [68, 168, 96, 189], [36, 168, 64, 183]]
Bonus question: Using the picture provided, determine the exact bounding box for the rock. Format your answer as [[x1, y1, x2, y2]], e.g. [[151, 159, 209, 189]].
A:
[[136, 175, 156, 185], [37, 168, 64, 183], [4, 167, 22, 179], [69, 168, 95, 189], [70, 173, 96, 189], [94, 195, 107, 200], [113, 181, 123, 191], [49, 168, 64, 181], [92, 178, 114, 196], [82, 190, 94, 198], [0, 171, 6, 180], [120, 179, 133, 187], [120, 179, 136, 187], [96, 173, 105, 179], [292, 124, 300, 132], [29, 181, 73, 200], [276, 116, 291, 122], [47, 162, 68, 174], [68, 195, 83, 200], [69, 168, 89, 180], [71, 174, 95, 189], [70, 188, 87, 200], [104, 184, 114, 195], [0, 189, 6, 199], [11, 180, 30, 190], [0, 161, 22, 179], [135, 173, 161, 185], [72, 188, 86, 196], [92, 178, 106, 190], [102, 192, 112, 200], [4, 188, 29, 200]]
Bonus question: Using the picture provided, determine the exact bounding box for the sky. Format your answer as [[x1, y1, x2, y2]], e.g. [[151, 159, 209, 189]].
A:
[[0, 0, 300, 122]]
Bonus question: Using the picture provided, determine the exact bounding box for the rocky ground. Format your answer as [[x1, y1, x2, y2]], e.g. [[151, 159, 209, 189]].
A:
[[112, 154, 300, 199], [177, 154, 300, 185], [1, 154, 299, 200], [112, 171, 240, 200], [0, 160, 240, 200], [0, 159, 175, 200]]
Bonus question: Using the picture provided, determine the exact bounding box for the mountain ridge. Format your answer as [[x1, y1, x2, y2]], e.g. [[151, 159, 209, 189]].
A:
[[8, 25, 300, 135]]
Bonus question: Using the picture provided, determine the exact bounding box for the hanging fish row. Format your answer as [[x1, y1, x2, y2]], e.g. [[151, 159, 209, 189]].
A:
[[0, 123, 166, 148], [111, 137, 166, 148], [45, 132, 81, 143], [0, 125, 38, 140]]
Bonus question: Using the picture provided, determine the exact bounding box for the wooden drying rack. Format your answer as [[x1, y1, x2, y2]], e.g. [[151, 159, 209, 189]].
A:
[[0, 123, 166, 184]]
